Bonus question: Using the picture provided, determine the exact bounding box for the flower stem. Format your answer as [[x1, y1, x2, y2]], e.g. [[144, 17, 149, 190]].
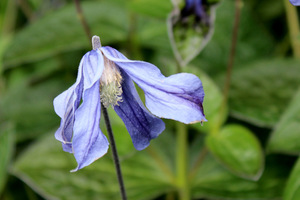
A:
[[17, 0, 34, 22], [284, 0, 300, 58], [218, 0, 242, 129], [73, 0, 92, 41], [73, 0, 127, 198], [101, 105, 127, 200], [176, 120, 190, 200], [174, 36, 189, 200]]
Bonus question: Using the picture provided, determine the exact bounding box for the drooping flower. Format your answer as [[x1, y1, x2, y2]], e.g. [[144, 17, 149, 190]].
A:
[[289, 0, 300, 6], [54, 36, 206, 171]]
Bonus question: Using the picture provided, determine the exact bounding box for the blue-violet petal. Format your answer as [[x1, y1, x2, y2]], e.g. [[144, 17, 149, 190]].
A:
[[71, 50, 109, 171], [114, 69, 165, 150], [53, 57, 85, 153], [101, 47, 207, 124], [290, 0, 300, 6]]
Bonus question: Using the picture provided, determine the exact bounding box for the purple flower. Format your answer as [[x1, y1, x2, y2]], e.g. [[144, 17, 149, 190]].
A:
[[180, 0, 209, 25], [290, 0, 300, 5], [54, 44, 206, 171]]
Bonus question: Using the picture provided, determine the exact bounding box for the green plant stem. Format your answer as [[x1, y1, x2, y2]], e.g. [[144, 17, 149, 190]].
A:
[[17, 0, 34, 22], [217, 0, 242, 130], [174, 58, 190, 200], [284, 0, 300, 58], [0, 0, 16, 94], [176, 122, 189, 200]]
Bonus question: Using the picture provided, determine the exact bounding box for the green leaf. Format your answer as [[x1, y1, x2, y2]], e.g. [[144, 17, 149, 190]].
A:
[[284, 157, 300, 200], [191, 153, 288, 199], [167, 1, 219, 67], [185, 66, 227, 134], [190, 135, 289, 199], [267, 88, 300, 154], [226, 59, 300, 127], [206, 124, 264, 180], [0, 122, 14, 194], [128, 0, 172, 19], [3, 1, 129, 67], [12, 132, 176, 200]]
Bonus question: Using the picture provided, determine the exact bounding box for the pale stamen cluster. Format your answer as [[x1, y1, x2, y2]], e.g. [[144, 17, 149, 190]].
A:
[[100, 56, 123, 108]]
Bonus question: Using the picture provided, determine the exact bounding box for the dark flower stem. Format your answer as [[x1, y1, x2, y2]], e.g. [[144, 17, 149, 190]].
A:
[[74, 0, 92, 40], [73, 0, 127, 199], [101, 104, 128, 200], [218, 0, 242, 129]]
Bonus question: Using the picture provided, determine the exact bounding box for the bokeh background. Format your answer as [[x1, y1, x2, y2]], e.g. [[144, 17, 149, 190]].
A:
[[1, 0, 300, 199]]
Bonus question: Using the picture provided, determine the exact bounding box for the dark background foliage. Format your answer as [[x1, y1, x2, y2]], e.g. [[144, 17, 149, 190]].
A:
[[1, 0, 300, 199]]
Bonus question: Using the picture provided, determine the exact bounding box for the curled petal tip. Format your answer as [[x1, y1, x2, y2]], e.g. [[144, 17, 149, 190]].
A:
[[189, 119, 207, 124]]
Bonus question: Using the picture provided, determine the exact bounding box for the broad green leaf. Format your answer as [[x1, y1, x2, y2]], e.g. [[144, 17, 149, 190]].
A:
[[225, 59, 300, 127], [0, 123, 14, 194], [190, 135, 289, 199], [206, 124, 264, 180], [185, 66, 227, 134], [12, 132, 176, 200], [191, 153, 288, 199], [167, 0, 219, 67], [268, 88, 300, 154], [3, 1, 128, 67], [284, 157, 300, 200]]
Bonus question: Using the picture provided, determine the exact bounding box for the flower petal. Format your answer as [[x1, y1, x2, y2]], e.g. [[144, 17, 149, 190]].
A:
[[53, 56, 85, 152], [71, 50, 109, 171], [290, 0, 300, 6], [114, 69, 165, 150], [101, 47, 206, 124]]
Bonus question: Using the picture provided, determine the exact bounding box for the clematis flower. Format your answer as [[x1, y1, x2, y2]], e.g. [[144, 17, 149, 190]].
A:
[[290, 0, 300, 5], [54, 36, 206, 171]]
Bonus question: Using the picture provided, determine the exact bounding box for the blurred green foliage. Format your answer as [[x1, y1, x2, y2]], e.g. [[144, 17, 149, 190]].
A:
[[1, 0, 300, 199]]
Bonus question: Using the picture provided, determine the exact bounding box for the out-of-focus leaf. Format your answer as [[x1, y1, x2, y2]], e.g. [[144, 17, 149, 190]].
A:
[[136, 17, 172, 53], [267, 88, 300, 154], [206, 124, 264, 180], [12, 131, 176, 200], [167, 0, 219, 67], [190, 135, 288, 199], [3, 1, 128, 67], [0, 74, 68, 141], [225, 59, 300, 127], [185, 66, 227, 134], [284, 157, 300, 200], [128, 0, 172, 19], [0, 123, 14, 194]]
